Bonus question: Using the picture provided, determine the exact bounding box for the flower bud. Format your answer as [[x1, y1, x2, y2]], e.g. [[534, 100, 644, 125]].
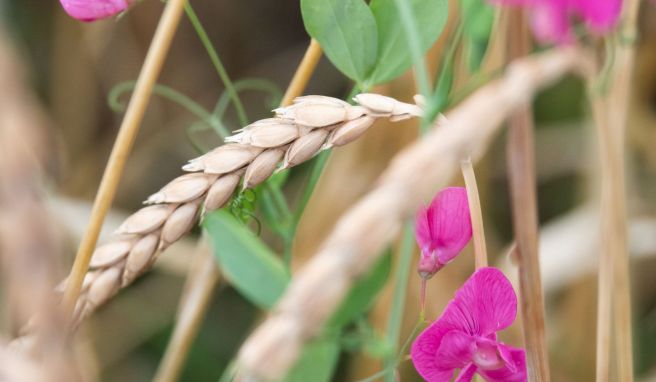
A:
[[59, 0, 130, 22]]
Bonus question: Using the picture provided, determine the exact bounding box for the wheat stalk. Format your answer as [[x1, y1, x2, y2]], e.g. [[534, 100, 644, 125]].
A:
[[506, 9, 550, 382], [62, 93, 422, 326], [236, 47, 592, 381], [594, 0, 640, 380], [62, 0, 189, 315]]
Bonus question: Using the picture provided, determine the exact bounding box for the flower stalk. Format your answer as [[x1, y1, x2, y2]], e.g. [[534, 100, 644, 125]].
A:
[[505, 8, 550, 382], [593, 0, 640, 380], [461, 158, 488, 269]]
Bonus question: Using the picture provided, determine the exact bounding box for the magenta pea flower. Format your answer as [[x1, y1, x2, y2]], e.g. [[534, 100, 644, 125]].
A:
[[411, 267, 527, 382], [415, 187, 472, 280], [487, 0, 622, 43], [59, 0, 131, 22]]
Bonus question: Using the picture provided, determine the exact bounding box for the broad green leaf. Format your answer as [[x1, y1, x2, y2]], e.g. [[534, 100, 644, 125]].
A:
[[367, 0, 449, 85], [283, 337, 341, 382], [328, 251, 392, 327], [204, 210, 289, 309], [301, 0, 378, 84]]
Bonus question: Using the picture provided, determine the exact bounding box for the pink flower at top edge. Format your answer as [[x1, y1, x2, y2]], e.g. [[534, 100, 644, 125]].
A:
[[487, 0, 622, 44], [411, 267, 527, 382], [59, 0, 131, 22], [415, 187, 472, 279]]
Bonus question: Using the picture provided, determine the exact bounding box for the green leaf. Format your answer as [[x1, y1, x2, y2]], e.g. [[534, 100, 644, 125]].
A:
[[204, 210, 289, 309], [328, 251, 392, 327], [301, 0, 378, 84], [283, 337, 341, 382], [367, 0, 449, 85], [460, 0, 494, 71], [460, 0, 494, 42]]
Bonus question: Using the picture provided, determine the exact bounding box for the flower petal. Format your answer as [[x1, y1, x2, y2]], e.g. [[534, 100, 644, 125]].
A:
[[434, 330, 475, 370], [426, 187, 472, 264], [530, 0, 573, 44], [440, 267, 517, 337], [415, 205, 433, 254], [485, 0, 534, 5], [59, 0, 129, 22], [571, 0, 622, 32], [411, 323, 459, 381], [478, 344, 527, 382], [455, 364, 478, 382]]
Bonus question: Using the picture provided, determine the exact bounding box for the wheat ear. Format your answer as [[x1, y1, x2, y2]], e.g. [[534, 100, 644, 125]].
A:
[[236, 47, 591, 381], [64, 93, 422, 326]]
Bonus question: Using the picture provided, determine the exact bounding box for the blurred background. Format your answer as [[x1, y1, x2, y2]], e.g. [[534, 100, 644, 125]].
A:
[[0, 1, 654, 381]]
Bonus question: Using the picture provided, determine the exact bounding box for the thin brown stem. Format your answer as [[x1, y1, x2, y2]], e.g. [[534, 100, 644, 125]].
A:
[[62, 0, 188, 315], [152, 238, 219, 382], [460, 158, 488, 269], [591, 94, 614, 382], [595, 1, 640, 380], [506, 8, 550, 382], [152, 40, 323, 382], [419, 278, 427, 316]]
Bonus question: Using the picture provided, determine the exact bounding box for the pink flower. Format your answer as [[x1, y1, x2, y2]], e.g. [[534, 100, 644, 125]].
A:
[[415, 187, 472, 279], [487, 0, 622, 43], [59, 0, 131, 22], [411, 267, 527, 382]]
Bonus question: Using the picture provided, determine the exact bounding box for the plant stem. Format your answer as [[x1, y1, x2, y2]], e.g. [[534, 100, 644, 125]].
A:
[[153, 238, 219, 382], [283, 149, 331, 267], [595, 1, 640, 380], [505, 9, 550, 382], [460, 158, 488, 269], [392, 0, 431, 100], [591, 93, 614, 382], [383, 222, 415, 382], [62, 0, 188, 315], [428, 22, 464, 122], [185, 2, 248, 126], [280, 39, 323, 107]]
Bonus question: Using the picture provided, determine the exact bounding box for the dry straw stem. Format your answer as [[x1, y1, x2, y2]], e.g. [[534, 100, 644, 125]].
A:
[[152, 40, 323, 382], [505, 9, 550, 382], [62, 0, 189, 315], [280, 39, 322, 107], [237, 47, 592, 381], [595, 0, 640, 380], [460, 158, 488, 269], [62, 93, 422, 327], [152, 238, 219, 382]]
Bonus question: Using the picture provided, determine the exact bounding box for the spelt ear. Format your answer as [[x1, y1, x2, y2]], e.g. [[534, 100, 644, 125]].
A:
[[57, 93, 424, 327]]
